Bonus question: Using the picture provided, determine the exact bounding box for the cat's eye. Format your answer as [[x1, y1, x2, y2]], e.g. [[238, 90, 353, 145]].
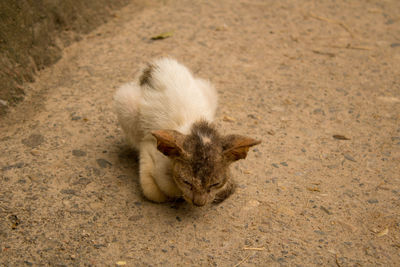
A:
[[183, 181, 192, 187]]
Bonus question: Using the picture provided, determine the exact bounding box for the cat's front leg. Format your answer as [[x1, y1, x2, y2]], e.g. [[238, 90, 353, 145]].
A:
[[139, 143, 169, 203], [213, 179, 236, 204]]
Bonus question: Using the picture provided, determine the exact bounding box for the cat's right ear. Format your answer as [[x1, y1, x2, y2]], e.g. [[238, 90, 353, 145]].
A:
[[151, 130, 186, 158]]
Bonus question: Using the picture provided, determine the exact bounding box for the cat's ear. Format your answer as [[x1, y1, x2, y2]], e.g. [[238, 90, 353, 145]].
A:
[[151, 130, 186, 158], [222, 135, 261, 162]]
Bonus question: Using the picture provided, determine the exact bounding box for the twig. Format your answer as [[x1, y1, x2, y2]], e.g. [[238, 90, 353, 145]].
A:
[[329, 44, 372, 50], [308, 13, 354, 38], [233, 254, 252, 267], [243, 247, 265, 251], [312, 50, 336, 57]]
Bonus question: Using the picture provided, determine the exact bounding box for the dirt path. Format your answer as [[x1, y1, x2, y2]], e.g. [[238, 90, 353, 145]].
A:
[[1, 0, 399, 265]]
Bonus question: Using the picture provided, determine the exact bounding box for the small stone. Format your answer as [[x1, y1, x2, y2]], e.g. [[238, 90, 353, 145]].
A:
[[320, 206, 332, 215], [30, 150, 40, 156], [343, 153, 356, 162], [313, 108, 325, 115], [367, 199, 378, 204], [9, 214, 21, 229], [2, 162, 24, 171], [0, 99, 8, 107], [22, 134, 45, 148], [96, 158, 112, 168], [247, 114, 258, 119], [272, 163, 279, 168], [128, 215, 143, 222], [72, 150, 87, 157], [161, 249, 168, 253], [73, 177, 91, 186], [390, 43, 400, 48], [60, 189, 77, 195], [71, 116, 82, 121], [280, 162, 288, 167], [176, 216, 182, 222], [93, 244, 106, 249]]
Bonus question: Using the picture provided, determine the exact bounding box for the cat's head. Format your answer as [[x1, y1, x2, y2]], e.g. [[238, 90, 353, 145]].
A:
[[151, 121, 261, 206]]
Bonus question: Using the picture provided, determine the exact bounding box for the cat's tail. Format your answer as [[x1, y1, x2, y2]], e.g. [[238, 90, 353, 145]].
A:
[[138, 58, 193, 92], [113, 82, 142, 149]]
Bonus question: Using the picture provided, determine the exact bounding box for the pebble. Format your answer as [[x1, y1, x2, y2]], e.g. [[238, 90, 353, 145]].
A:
[[280, 162, 288, 167], [73, 177, 91, 186], [21, 134, 45, 148], [72, 149, 87, 157], [96, 158, 112, 168], [343, 153, 356, 162], [320, 206, 332, 215], [2, 162, 24, 171], [390, 43, 400, 48], [313, 108, 325, 115], [71, 116, 82, 121], [128, 215, 143, 222], [367, 199, 378, 204], [272, 163, 279, 168], [0, 99, 8, 107], [60, 189, 77, 195]]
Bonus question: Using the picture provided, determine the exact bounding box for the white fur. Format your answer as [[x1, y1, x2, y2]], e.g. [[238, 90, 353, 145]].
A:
[[114, 58, 218, 202]]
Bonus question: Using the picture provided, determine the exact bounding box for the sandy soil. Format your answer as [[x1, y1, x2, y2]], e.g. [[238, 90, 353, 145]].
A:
[[1, 0, 400, 266]]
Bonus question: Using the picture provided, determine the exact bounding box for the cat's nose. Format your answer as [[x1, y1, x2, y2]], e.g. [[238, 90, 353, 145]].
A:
[[193, 194, 207, 207], [193, 201, 206, 207]]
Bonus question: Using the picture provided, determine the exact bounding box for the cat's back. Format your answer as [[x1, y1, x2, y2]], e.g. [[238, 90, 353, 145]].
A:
[[139, 58, 217, 134]]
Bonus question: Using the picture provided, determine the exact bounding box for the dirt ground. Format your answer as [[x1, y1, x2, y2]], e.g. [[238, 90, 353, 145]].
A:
[[1, 0, 400, 266]]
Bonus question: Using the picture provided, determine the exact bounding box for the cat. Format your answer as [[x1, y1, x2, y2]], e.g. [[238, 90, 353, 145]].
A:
[[114, 58, 260, 206]]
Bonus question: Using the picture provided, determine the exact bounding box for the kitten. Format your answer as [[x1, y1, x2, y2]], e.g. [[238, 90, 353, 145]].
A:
[[114, 58, 260, 206]]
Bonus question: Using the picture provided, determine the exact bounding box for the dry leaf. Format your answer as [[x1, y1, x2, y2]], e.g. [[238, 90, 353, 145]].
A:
[[376, 227, 389, 237], [223, 115, 236, 122], [333, 134, 350, 140], [307, 186, 321, 192], [151, 31, 173, 40], [312, 50, 336, 57]]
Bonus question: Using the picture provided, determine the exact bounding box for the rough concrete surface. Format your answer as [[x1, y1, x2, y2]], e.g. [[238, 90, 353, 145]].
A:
[[0, 0, 130, 115], [1, 0, 400, 266]]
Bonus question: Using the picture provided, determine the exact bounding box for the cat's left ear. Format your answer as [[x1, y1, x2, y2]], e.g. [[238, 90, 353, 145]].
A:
[[222, 135, 261, 162], [151, 130, 186, 158]]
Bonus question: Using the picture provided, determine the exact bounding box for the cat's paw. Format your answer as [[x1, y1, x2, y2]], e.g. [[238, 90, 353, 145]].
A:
[[140, 174, 169, 203]]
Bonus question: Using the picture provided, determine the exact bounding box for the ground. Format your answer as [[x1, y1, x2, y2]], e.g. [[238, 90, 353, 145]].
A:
[[1, 0, 400, 266]]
